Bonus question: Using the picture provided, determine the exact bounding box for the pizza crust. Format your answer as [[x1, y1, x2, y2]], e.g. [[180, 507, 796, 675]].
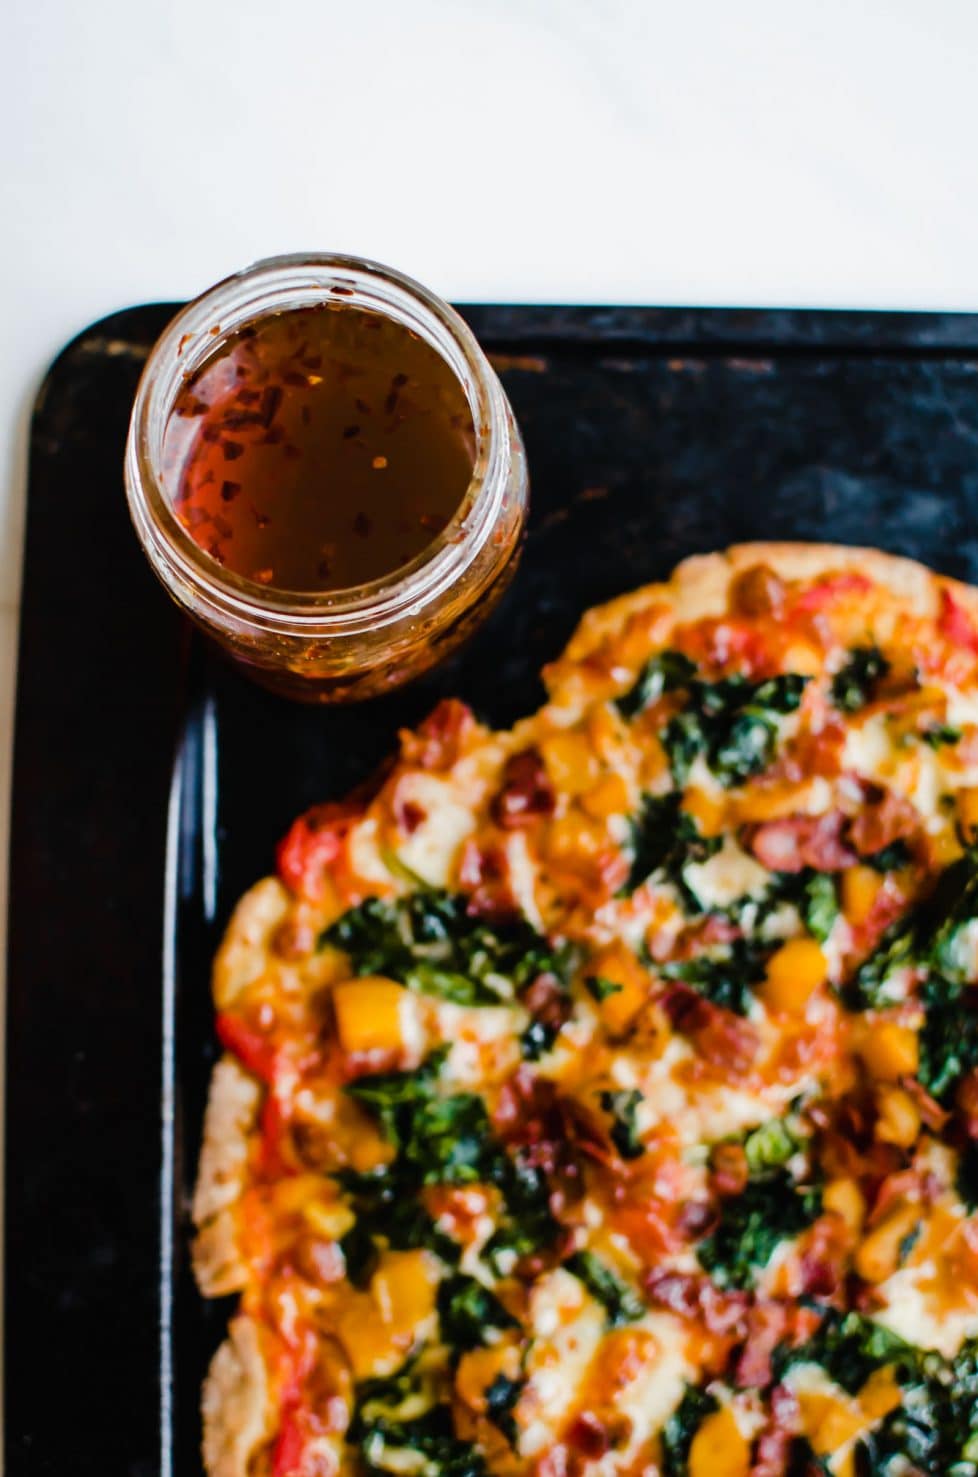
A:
[[202, 1315, 274, 1477], [213, 876, 292, 1011], [193, 1056, 261, 1296], [546, 542, 978, 708]]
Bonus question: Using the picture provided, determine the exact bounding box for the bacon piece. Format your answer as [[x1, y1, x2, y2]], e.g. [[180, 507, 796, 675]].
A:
[[939, 587, 978, 654], [399, 697, 475, 770], [566, 1413, 611, 1460], [750, 1385, 801, 1476], [522, 972, 571, 1034], [491, 749, 556, 829], [902, 1076, 950, 1132], [796, 1214, 850, 1298], [957, 1070, 978, 1138], [711, 1141, 749, 1199], [847, 784, 920, 857], [746, 810, 856, 873], [457, 839, 520, 922], [661, 985, 759, 1073], [644, 1269, 750, 1335], [276, 800, 362, 901], [733, 1301, 789, 1388]]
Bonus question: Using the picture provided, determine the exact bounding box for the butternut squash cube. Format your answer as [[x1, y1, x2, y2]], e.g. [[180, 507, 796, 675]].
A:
[[960, 787, 978, 840], [761, 938, 828, 1014], [856, 1023, 919, 1082], [854, 1202, 920, 1284], [333, 977, 410, 1054], [823, 1176, 867, 1236], [687, 1405, 750, 1477], [841, 866, 884, 926]]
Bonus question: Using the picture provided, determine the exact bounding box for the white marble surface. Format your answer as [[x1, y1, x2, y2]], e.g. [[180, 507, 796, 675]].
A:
[[4, 0, 978, 997]]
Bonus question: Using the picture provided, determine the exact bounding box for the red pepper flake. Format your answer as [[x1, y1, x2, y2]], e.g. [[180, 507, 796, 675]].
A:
[[342, 424, 360, 440], [259, 384, 283, 427], [222, 440, 244, 461], [355, 397, 372, 415], [353, 512, 372, 537], [220, 480, 241, 502]]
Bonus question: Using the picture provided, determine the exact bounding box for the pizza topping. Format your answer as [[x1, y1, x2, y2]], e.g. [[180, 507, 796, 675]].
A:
[[196, 552, 978, 1476]]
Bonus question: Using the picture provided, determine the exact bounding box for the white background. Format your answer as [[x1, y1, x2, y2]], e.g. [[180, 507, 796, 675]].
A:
[[4, 0, 978, 991]]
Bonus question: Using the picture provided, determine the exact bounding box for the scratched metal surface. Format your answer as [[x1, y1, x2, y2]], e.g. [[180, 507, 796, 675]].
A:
[[9, 303, 978, 1474]]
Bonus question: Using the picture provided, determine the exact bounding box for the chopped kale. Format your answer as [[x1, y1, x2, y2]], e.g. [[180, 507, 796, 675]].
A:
[[616, 649, 697, 720], [765, 869, 839, 943], [831, 646, 890, 713], [585, 974, 623, 1003], [437, 1273, 517, 1353], [775, 1310, 916, 1395], [864, 839, 913, 874], [519, 1019, 559, 1060], [354, 1407, 486, 1477], [483, 1373, 524, 1446], [662, 937, 774, 1016], [841, 847, 978, 1007], [660, 671, 809, 788], [323, 889, 569, 1006], [620, 792, 722, 902], [742, 1116, 799, 1174], [600, 1088, 644, 1159], [482, 1152, 560, 1272], [797, 870, 840, 942], [917, 989, 978, 1103], [853, 1340, 978, 1475], [660, 1385, 719, 1477], [660, 710, 708, 788], [844, 913, 917, 1010], [337, 1166, 461, 1271], [345, 1051, 493, 1185], [350, 1367, 487, 1477], [563, 1250, 645, 1327], [697, 1168, 821, 1289], [925, 852, 978, 987], [923, 723, 963, 750]]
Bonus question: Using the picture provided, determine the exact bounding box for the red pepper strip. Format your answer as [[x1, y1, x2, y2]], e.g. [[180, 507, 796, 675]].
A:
[[215, 1011, 278, 1085], [939, 587, 978, 653], [271, 1413, 305, 1477], [259, 1092, 293, 1179], [790, 572, 872, 612], [276, 801, 360, 902]]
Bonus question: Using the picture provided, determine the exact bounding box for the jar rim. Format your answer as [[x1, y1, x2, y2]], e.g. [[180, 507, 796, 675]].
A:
[[125, 252, 513, 632]]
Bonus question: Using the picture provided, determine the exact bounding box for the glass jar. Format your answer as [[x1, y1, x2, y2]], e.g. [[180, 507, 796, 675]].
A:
[[124, 253, 528, 702]]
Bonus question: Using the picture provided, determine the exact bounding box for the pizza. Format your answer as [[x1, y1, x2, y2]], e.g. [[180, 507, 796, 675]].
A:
[[194, 543, 978, 1477]]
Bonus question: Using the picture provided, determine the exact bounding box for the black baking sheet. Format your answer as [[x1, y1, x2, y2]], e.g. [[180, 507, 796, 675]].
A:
[[10, 303, 978, 1475]]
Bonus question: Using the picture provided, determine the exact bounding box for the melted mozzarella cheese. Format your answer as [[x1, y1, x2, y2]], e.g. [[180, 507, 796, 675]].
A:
[[873, 1262, 978, 1357], [683, 837, 771, 909], [609, 1312, 692, 1451], [395, 775, 478, 886], [522, 1270, 606, 1454]]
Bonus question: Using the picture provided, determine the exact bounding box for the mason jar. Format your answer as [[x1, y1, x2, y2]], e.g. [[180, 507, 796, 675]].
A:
[[124, 253, 528, 701]]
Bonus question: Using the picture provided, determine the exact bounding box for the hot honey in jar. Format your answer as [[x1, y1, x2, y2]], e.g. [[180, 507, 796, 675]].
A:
[[126, 253, 528, 702], [166, 304, 476, 592]]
